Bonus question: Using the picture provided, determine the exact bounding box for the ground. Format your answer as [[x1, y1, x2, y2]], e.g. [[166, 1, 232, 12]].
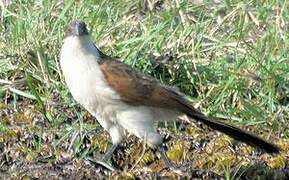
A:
[[0, 0, 289, 179]]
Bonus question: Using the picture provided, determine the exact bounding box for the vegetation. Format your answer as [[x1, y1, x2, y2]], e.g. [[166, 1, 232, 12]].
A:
[[0, 0, 288, 179]]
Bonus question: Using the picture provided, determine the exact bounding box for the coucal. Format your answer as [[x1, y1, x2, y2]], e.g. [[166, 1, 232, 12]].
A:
[[60, 20, 280, 170]]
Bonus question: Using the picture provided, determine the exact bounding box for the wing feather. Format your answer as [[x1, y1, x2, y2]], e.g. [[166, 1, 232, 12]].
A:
[[98, 57, 280, 153]]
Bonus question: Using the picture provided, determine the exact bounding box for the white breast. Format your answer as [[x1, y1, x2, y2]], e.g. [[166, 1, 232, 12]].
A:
[[59, 36, 120, 120]]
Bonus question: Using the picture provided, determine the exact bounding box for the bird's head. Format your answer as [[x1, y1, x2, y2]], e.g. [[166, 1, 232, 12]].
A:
[[61, 20, 101, 59], [65, 20, 89, 37]]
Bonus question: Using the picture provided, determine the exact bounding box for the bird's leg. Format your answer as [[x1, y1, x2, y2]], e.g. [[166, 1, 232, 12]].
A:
[[101, 143, 119, 161], [158, 146, 186, 175], [158, 146, 217, 176], [87, 144, 119, 171], [157, 146, 177, 170]]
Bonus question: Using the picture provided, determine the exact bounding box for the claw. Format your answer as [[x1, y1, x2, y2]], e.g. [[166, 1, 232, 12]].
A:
[[86, 157, 116, 171]]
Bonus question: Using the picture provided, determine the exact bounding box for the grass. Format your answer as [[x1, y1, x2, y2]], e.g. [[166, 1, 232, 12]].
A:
[[0, 0, 289, 179]]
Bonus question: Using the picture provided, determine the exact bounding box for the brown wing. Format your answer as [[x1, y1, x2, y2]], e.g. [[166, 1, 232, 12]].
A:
[[99, 57, 189, 110], [98, 56, 280, 153]]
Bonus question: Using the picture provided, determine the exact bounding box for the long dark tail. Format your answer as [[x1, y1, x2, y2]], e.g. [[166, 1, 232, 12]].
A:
[[180, 103, 280, 153]]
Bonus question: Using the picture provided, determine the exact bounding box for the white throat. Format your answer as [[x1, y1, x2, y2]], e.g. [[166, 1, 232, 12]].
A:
[[61, 35, 100, 59], [59, 35, 119, 113]]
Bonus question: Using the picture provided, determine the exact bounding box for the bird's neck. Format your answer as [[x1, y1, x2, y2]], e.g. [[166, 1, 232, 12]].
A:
[[63, 35, 101, 60]]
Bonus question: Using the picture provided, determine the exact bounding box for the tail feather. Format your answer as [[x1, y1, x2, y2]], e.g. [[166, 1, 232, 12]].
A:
[[181, 103, 280, 153]]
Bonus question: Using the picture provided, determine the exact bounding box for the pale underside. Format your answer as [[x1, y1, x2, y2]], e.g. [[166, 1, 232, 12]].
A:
[[60, 32, 280, 154], [60, 35, 180, 147]]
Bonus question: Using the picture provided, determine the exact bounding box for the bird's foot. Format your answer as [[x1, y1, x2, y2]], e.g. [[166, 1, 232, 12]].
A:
[[157, 146, 188, 175], [86, 157, 116, 171], [86, 144, 119, 171]]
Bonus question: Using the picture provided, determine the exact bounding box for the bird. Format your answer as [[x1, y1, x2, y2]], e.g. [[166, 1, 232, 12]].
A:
[[60, 20, 280, 170]]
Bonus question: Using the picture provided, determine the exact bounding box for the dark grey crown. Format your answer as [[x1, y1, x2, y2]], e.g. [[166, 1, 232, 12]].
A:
[[65, 20, 89, 37]]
